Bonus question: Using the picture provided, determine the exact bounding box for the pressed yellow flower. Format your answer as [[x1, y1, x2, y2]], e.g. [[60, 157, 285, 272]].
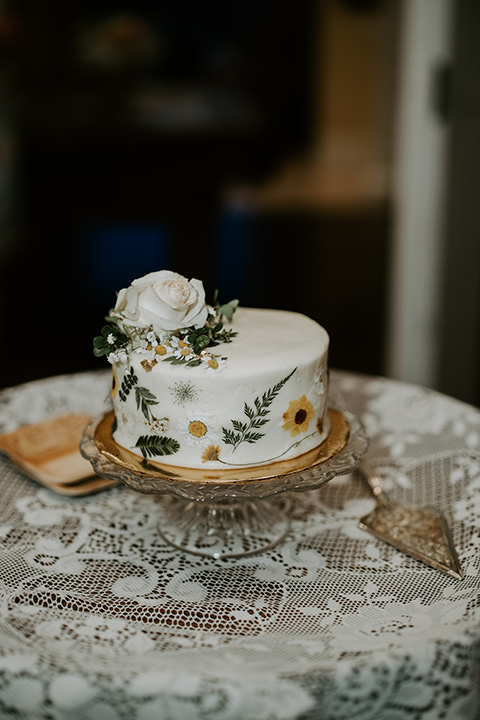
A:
[[282, 395, 314, 437], [111, 368, 119, 397], [201, 444, 221, 463], [188, 420, 207, 438]]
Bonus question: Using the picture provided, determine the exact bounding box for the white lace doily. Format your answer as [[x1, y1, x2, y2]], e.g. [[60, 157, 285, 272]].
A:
[[0, 369, 479, 720]]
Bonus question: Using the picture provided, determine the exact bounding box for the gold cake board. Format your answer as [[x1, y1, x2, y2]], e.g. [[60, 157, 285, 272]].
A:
[[94, 408, 350, 485]]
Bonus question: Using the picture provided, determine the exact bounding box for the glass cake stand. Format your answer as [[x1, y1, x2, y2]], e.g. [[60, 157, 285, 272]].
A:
[[80, 409, 368, 560]]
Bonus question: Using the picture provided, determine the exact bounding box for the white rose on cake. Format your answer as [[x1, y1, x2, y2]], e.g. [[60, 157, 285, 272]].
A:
[[114, 270, 209, 333]]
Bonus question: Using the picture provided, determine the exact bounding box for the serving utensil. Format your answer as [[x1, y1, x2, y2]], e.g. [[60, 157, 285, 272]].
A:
[[358, 461, 463, 580]]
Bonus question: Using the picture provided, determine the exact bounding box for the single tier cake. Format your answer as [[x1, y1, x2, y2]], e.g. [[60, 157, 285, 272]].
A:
[[94, 270, 330, 469]]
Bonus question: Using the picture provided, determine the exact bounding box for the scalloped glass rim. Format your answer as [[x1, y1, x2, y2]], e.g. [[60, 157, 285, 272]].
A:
[[80, 410, 368, 503]]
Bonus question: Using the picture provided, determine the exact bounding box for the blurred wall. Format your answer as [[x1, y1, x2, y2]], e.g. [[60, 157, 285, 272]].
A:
[[438, 0, 480, 406], [387, 0, 480, 407], [386, 0, 453, 389]]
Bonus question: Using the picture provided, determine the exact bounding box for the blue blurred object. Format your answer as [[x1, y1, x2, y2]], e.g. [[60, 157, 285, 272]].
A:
[[80, 223, 173, 298]]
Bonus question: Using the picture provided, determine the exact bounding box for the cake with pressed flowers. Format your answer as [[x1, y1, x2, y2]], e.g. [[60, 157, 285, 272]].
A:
[[94, 270, 330, 469]]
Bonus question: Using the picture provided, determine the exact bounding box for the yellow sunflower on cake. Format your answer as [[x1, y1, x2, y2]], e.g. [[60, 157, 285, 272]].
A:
[[282, 395, 314, 437], [111, 368, 119, 398]]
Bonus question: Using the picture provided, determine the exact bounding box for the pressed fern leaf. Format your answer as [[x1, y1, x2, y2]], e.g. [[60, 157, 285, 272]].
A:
[[222, 368, 297, 451], [243, 432, 264, 443], [135, 435, 180, 458]]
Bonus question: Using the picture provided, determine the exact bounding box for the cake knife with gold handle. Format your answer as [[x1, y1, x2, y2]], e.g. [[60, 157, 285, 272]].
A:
[[358, 461, 463, 580]]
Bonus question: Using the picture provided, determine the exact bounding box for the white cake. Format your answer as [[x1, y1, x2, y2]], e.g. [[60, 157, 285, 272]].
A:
[[94, 271, 330, 469]]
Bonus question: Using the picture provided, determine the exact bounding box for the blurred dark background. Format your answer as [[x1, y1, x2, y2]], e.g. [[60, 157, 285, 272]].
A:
[[0, 0, 477, 404]]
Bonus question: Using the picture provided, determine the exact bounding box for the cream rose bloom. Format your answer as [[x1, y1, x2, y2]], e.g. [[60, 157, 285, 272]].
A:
[[114, 270, 208, 333]]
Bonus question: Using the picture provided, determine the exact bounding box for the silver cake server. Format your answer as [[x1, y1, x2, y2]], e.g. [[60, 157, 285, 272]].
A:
[[358, 461, 463, 580]]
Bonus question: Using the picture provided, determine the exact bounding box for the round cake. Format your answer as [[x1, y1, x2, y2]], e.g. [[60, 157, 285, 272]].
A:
[[94, 270, 330, 469]]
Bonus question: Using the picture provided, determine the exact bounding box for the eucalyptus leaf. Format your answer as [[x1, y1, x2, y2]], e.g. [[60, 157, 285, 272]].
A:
[[218, 299, 239, 323], [101, 325, 116, 337]]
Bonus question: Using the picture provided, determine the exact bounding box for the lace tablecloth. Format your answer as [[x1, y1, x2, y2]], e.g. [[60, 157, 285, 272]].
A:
[[0, 369, 479, 720]]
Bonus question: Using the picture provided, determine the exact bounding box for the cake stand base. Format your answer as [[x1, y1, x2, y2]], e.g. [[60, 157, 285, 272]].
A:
[[157, 496, 290, 560]]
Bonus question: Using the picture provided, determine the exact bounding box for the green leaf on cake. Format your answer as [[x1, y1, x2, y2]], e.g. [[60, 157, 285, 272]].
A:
[[119, 369, 139, 402], [134, 386, 159, 421], [218, 299, 239, 323], [222, 428, 239, 446], [135, 435, 180, 458], [193, 334, 210, 353], [243, 431, 264, 444], [222, 368, 297, 451], [162, 356, 186, 365], [92, 323, 128, 357], [232, 419, 248, 433], [185, 308, 238, 358]]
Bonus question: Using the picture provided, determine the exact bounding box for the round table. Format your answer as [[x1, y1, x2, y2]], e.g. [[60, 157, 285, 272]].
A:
[[0, 369, 479, 719]]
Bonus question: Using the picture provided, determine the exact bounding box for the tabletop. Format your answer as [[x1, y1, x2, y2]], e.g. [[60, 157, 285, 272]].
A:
[[0, 369, 479, 720]]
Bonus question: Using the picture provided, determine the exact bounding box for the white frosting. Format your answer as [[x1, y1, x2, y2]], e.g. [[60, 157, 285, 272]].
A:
[[111, 308, 330, 468]]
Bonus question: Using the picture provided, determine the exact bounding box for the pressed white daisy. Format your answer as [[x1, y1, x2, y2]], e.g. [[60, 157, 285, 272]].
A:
[[201, 354, 226, 374], [146, 330, 157, 345], [177, 413, 219, 448], [173, 338, 194, 360], [154, 343, 170, 357]]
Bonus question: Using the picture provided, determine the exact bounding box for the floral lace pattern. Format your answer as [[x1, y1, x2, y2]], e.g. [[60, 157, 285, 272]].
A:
[[0, 370, 479, 719]]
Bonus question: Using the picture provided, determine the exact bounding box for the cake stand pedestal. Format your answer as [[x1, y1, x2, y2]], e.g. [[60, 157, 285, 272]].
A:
[[80, 409, 367, 560], [157, 496, 290, 559]]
